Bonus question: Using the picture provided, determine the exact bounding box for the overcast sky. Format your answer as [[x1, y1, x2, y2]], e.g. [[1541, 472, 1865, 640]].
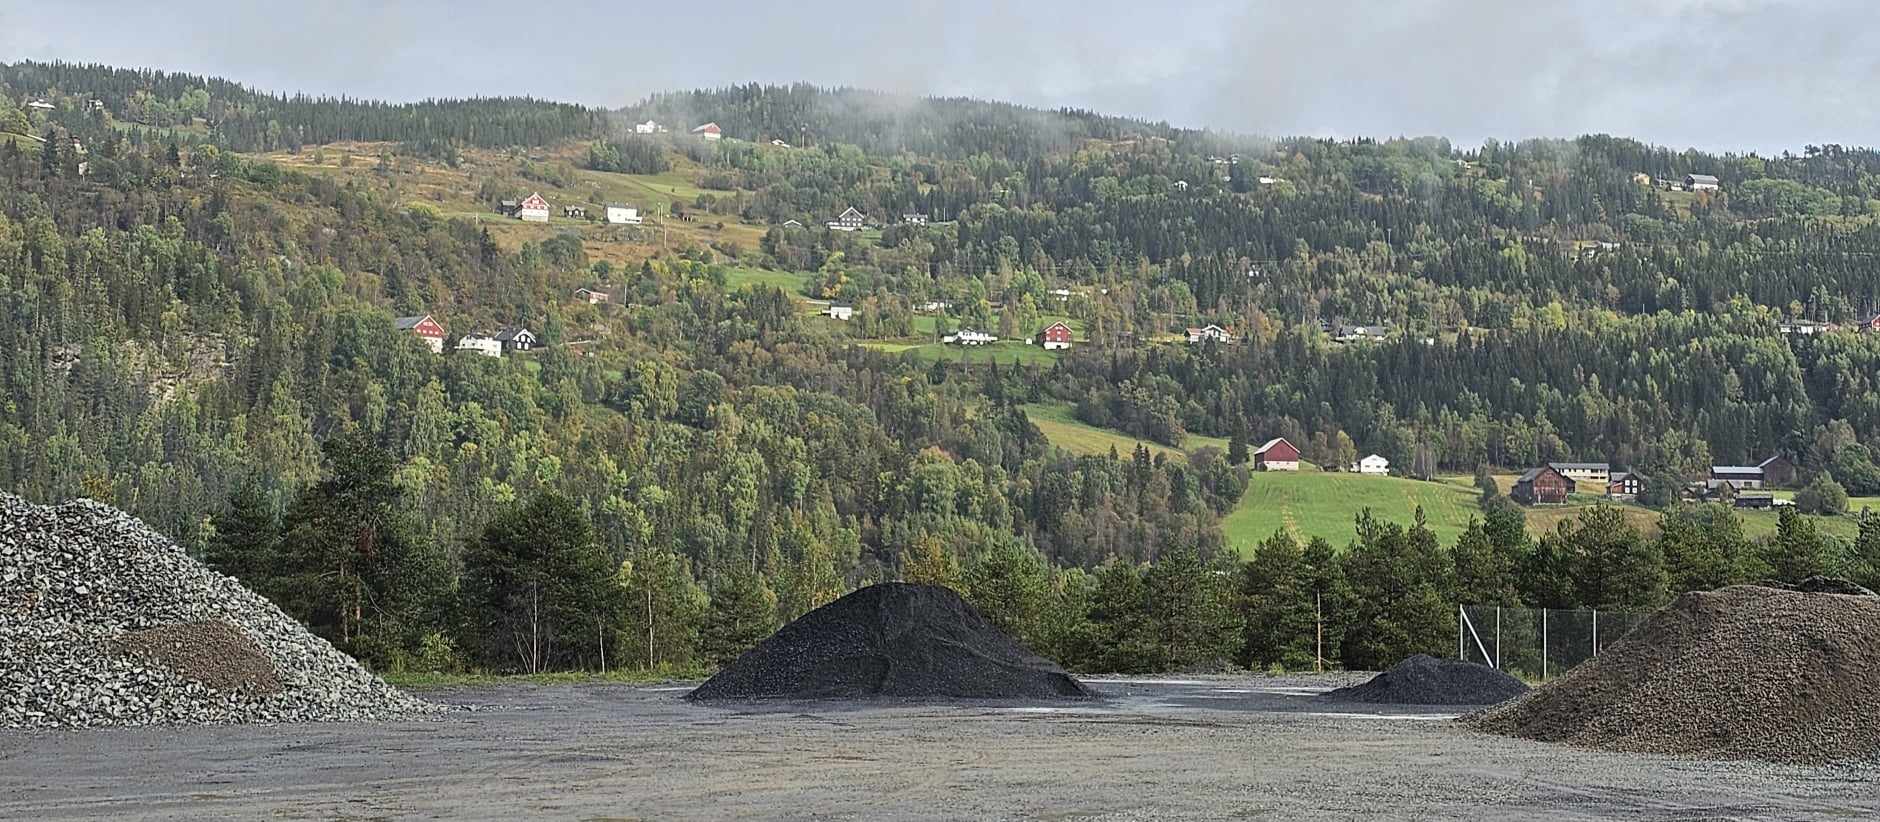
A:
[[3, 0, 1874, 152]]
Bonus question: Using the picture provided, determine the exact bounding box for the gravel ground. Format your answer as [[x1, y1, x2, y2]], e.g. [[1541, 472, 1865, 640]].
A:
[[2, 676, 1875, 821]]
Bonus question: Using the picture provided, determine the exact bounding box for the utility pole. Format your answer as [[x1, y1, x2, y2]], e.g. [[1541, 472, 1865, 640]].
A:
[[1315, 593, 1324, 673]]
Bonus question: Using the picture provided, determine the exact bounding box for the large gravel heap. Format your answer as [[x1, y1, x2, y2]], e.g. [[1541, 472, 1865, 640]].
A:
[[0, 494, 436, 728], [1469, 584, 1880, 763], [688, 582, 1093, 702], [1320, 654, 1528, 706]]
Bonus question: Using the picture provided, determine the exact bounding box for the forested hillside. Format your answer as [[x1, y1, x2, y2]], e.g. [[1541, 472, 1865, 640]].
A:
[[7, 63, 1880, 678]]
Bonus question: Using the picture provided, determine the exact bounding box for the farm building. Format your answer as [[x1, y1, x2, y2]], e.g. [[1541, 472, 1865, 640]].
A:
[[1607, 471, 1643, 501], [1186, 325, 1234, 344], [1708, 465, 1766, 492], [1253, 438, 1300, 472], [455, 333, 503, 358], [1039, 322, 1073, 351], [495, 327, 537, 352], [944, 330, 997, 346], [901, 213, 930, 225], [393, 314, 446, 354], [827, 303, 854, 321], [1512, 465, 1575, 505], [1548, 462, 1610, 485], [1351, 454, 1389, 475], [1333, 324, 1389, 343], [605, 203, 642, 225], [508, 192, 549, 222], [1685, 173, 1720, 191], [1758, 455, 1797, 487], [574, 288, 611, 305], [827, 207, 866, 232], [691, 122, 722, 140]]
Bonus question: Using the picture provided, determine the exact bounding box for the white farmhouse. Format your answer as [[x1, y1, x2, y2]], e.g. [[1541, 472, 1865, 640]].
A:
[[1352, 454, 1390, 475], [515, 192, 550, 223], [827, 207, 866, 232], [455, 333, 503, 358], [605, 203, 642, 225], [827, 303, 854, 321]]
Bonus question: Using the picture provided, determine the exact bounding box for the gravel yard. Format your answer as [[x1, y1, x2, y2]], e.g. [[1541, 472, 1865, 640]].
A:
[[3, 676, 1875, 821]]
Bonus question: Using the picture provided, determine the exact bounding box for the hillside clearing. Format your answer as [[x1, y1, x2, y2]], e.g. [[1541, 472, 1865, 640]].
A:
[[1221, 470, 1482, 555]]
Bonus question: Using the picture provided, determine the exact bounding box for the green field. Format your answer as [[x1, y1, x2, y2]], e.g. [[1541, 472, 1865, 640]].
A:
[[1020, 402, 1225, 462], [1221, 470, 1485, 556], [722, 266, 811, 294], [898, 340, 1062, 366]]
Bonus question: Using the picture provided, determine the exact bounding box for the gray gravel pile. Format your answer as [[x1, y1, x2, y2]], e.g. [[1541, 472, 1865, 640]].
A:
[[689, 582, 1093, 702], [0, 494, 437, 728], [1320, 654, 1528, 706], [1469, 584, 1880, 763]]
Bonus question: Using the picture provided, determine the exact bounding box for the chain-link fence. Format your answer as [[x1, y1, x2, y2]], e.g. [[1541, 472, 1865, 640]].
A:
[[1457, 605, 1649, 681]]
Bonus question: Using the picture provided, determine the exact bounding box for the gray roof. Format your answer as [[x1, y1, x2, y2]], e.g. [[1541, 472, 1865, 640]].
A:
[[1687, 173, 1719, 183], [494, 326, 534, 342], [1711, 465, 1764, 477], [1516, 467, 1546, 483], [1549, 462, 1610, 471], [393, 315, 430, 330]]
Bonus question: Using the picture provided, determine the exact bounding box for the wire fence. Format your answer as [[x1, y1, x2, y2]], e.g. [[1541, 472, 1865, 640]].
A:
[[1457, 605, 1649, 681]]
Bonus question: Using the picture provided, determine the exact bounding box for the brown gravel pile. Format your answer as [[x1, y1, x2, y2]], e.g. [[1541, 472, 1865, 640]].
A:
[[112, 620, 283, 696], [1468, 584, 1880, 764]]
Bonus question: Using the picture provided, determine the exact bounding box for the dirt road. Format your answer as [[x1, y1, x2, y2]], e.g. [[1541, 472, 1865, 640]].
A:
[[2, 676, 1874, 820]]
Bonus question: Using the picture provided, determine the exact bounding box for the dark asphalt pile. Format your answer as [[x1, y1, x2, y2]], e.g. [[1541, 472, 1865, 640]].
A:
[[0, 494, 437, 728], [688, 582, 1093, 702], [1469, 584, 1880, 764], [1319, 654, 1528, 706]]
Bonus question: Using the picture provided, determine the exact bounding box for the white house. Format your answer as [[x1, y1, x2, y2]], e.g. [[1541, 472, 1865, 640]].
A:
[[827, 303, 854, 321], [455, 333, 503, 358], [605, 203, 642, 225], [495, 326, 537, 352], [634, 120, 660, 134], [944, 330, 998, 346], [1352, 454, 1390, 475], [1186, 325, 1234, 344], [827, 207, 866, 231], [692, 122, 722, 141], [516, 192, 550, 223], [901, 212, 929, 225]]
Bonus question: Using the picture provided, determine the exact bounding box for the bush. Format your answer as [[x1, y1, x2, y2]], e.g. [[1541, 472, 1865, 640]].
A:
[[1794, 474, 1849, 516]]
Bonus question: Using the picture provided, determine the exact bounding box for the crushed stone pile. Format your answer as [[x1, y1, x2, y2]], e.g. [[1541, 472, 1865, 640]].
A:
[[1468, 584, 1880, 764], [0, 494, 437, 728], [688, 582, 1093, 702], [1319, 654, 1528, 706]]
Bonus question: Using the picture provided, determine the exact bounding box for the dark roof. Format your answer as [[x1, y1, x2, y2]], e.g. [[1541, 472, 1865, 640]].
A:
[[1711, 465, 1764, 477], [494, 326, 534, 342], [393, 315, 431, 330], [1757, 455, 1790, 468], [1516, 467, 1545, 483]]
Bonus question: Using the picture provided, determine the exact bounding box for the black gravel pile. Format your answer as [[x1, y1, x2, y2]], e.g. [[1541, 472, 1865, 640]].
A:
[[0, 494, 437, 728], [688, 582, 1092, 702], [1469, 585, 1880, 764], [1319, 654, 1528, 706]]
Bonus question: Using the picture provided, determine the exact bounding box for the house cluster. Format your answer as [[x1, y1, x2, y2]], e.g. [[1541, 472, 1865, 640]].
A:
[[1509, 455, 1796, 508], [394, 313, 538, 359], [497, 192, 551, 223], [1186, 325, 1235, 345]]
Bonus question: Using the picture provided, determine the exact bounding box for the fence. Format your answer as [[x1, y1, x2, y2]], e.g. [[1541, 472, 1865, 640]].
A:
[[1457, 605, 1649, 681]]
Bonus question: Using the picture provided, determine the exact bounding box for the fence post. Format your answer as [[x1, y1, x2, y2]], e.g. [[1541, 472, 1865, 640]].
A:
[[1542, 608, 1549, 680], [1494, 606, 1502, 669]]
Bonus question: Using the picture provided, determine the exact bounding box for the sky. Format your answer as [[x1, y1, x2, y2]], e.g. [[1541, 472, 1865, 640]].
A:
[[3, 0, 1875, 152]]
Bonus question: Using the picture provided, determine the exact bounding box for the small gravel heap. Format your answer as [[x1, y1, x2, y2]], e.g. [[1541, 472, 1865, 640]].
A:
[[1, 494, 437, 728], [1319, 654, 1528, 706], [689, 582, 1093, 702], [1469, 584, 1880, 764]]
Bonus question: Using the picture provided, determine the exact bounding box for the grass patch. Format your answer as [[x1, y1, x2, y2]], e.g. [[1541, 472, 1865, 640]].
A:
[[1021, 402, 1195, 462], [902, 340, 1061, 367], [1221, 470, 1484, 556], [723, 265, 812, 294]]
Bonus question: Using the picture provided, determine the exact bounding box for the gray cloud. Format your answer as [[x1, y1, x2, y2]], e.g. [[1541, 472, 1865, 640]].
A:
[[2, 0, 1872, 152]]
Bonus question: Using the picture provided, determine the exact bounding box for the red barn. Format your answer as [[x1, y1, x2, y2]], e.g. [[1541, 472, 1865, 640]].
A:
[[1253, 437, 1300, 471], [1040, 321, 1073, 351], [394, 314, 446, 354]]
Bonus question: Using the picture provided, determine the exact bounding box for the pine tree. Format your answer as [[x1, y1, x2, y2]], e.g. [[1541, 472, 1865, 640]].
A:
[[698, 567, 780, 667], [459, 492, 620, 673], [1758, 507, 1833, 584], [1227, 429, 1249, 466]]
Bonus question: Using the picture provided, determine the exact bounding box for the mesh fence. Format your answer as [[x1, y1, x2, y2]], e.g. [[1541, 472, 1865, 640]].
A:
[[1457, 605, 1649, 681]]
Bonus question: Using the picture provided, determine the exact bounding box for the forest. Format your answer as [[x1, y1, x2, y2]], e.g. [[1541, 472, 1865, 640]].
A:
[[8, 63, 1880, 675]]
